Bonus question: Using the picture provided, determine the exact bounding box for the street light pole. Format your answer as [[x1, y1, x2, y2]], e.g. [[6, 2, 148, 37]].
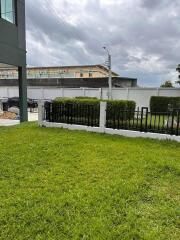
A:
[[103, 47, 112, 99]]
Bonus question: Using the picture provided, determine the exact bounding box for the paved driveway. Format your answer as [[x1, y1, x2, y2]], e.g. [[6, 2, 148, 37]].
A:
[[0, 119, 19, 126], [0, 112, 38, 126]]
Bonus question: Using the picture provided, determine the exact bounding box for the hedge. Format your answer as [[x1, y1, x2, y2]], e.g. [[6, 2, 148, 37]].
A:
[[150, 96, 180, 113], [75, 96, 98, 100], [53, 98, 136, 111], [53, 97, 100, 105], [51, 97, 136, 123]]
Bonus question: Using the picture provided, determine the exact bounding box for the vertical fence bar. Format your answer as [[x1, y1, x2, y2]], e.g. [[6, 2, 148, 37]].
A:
[[87, 105, 90, 126], [144, 108, 148, 132], [117, 107, 120, 129], [136, 107, 139, 130], [49, 103, 54, 122], [153, 114, 157, 131], [171, 111, 175, 135], [157, 114, 160, 131], [80, 104, 82, 125], [128, 109, 131, 130], [121, 109, 124, 129], [166, 112, 170, 133], [60, 103, 62, 123], [149, 113, 152, 132], [140, 108, 144, 132], [91, 105, 94, 127], [176, 110, 180, 136], [132, 109, 135, 130], [70, 104, 73, 124], [162, 114, 165, 133]]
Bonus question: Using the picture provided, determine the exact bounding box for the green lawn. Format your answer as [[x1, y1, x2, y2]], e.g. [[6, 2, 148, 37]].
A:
[[0, 123, 179, 240]]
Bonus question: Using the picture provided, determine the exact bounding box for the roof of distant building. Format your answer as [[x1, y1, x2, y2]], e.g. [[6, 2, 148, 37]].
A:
[[26, 64, 119, 76]]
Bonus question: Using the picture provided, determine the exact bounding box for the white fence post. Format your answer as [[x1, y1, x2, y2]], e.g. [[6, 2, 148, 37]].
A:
[[99, 88, 102, 99], [38, 100, 44, 127], [127, 88, 129, 100], [0, 100, 3, 114], [61, 88, 64, 98], [99, 101, 107, 133], [83, 88, 86, 97], [42, 88, 45, 99], [156, 88, 159, 96]]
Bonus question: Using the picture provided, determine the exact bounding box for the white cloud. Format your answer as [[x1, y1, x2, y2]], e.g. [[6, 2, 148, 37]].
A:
[[26, 0, 180, 87]]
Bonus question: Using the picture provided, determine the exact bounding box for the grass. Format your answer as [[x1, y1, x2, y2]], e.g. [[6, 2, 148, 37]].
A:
[[0, 123, 179, 240]]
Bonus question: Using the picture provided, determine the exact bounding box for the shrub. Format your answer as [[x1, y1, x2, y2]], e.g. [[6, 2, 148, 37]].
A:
[[150, 96, 180, 113], [106, 100, 136, 121], [53, 97, 100, 105], [53, 98, 136, 113], [75, 96, 98, 100], [50, 98, 136, 124], [51, 98, 100, 124], [53, 97, 135, 108]]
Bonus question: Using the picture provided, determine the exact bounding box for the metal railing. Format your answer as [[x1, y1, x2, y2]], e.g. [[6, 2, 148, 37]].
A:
[[44, 102, 180, 136], [106, 107, 180, 136], [44, 102, 100, 127]]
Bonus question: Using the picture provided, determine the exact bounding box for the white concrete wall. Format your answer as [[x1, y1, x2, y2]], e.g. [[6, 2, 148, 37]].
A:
[[0, 86, 180, 109]]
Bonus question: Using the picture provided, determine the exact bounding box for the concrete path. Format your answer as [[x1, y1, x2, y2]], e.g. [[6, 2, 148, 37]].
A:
[[0, 112, 38, 126], [28, 112, 38, 121], [0, 119, 19, 126]]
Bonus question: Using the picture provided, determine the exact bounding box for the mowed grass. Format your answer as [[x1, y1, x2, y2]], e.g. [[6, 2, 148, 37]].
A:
[[0, 123, 179, 240]]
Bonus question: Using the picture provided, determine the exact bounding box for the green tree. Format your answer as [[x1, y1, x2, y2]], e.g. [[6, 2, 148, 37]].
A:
[[160, 80, 174, 88]]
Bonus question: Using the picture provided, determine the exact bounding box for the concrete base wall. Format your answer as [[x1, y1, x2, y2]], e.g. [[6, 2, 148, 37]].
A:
[[41, 121, 180, 143]]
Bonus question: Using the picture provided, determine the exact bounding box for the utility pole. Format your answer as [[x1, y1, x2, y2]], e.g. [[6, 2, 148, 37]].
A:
[[103, 47, 112, 99]]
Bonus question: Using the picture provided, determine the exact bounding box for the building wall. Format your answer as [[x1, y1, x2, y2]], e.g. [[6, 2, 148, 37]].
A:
[[0, 65, 118, 79], [0, 0, 27, 121], [74, 66, 107, 78], [0, 0, 26, 67], [0, 77, 137, 88], [0, 87, 179, 109]]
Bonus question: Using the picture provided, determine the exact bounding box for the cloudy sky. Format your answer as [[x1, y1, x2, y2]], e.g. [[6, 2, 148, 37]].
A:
[[26, 0, 180, 87]]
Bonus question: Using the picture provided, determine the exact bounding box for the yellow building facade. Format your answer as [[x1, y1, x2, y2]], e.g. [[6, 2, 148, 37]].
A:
[[0, 65, 119, 79]]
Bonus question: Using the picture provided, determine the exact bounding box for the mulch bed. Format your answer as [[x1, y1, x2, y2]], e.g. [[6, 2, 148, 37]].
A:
[[0, 112, 17, 120]]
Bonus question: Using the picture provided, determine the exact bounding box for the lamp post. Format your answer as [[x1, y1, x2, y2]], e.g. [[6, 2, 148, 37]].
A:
[[103, 47, 112, 99]]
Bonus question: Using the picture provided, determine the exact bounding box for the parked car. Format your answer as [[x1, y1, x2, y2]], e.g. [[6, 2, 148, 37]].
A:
[[2, 97, 38, 111]]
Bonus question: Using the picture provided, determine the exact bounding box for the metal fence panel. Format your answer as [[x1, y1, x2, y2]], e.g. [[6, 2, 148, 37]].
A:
[[44, 102, 180, 136]]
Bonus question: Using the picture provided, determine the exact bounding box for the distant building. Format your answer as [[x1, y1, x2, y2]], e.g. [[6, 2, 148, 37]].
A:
[[0, 65, 137, 88], [0, 65, 119, 79]]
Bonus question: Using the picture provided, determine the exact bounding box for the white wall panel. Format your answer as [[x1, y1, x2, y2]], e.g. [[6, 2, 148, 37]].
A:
[[0, 87, 179, 108]]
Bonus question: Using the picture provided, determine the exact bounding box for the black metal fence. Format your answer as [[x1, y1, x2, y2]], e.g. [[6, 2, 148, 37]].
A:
[[106, 107, 180, 136], [44, 102, 180, 136], [44, 102, 100, 127]]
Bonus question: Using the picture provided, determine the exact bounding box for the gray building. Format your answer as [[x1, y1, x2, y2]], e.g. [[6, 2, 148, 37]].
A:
[[0, 76, 137, 88], [0, 65, 137, 88], [0, 0, 27, 121]]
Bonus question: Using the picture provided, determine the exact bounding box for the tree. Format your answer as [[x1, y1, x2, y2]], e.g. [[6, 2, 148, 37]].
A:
[[160, 80, 174, 88], [176, 64, 180, 84]]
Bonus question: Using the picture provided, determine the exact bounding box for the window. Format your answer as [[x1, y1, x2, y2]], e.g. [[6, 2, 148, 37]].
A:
[[0, 0, 16, 24], [89, 72, 93, 77], [80, 72, 83, 77]]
